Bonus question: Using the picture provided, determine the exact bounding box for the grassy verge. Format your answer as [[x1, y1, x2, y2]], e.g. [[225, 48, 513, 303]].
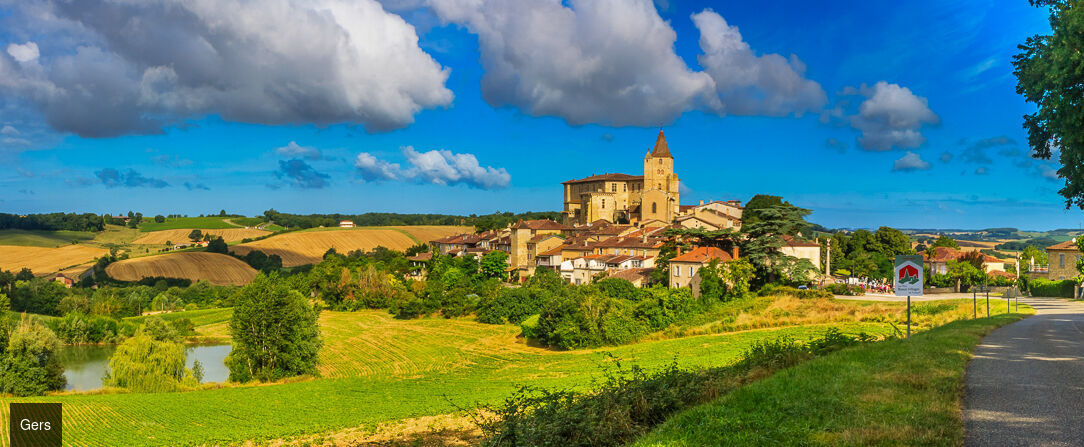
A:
[[633, 306, 1034, 447], [138, 217, 236, 232]]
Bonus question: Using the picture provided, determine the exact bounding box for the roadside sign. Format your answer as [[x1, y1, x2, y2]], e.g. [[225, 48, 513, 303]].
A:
[[894, 255, 923, 297]]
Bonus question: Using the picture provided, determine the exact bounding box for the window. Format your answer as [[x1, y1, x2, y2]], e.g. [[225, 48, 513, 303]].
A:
[[688, 266, 694, 277], [611, 183, 617, 192], [623, 184, 627, 192], [1061, 254, 1065, 268], [602, 199, 606, 209], [652, 202, 657, 214], [673, 266, 680, 277]]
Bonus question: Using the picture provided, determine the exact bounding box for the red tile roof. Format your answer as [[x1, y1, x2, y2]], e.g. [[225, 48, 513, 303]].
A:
[[562, 173, 644, 184], [783, 235, 820, 248], [669, 246, 733, 264], [1047, 240, 1078, 251], [650, 130, 672, 158], [511, 219, 572, 231], [608, 267, 654, 283]]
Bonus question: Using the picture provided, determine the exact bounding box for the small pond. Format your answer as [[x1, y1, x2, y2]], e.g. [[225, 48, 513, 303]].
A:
[[57, 344, 231, 391]]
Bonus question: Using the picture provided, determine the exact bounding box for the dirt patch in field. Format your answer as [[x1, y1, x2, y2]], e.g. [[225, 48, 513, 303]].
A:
[[230, 229, 419, 267], [132, 228, 270, 245]]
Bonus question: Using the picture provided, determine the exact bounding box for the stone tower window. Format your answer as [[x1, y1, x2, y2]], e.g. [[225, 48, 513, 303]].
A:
[[652, 202, 657, 214]]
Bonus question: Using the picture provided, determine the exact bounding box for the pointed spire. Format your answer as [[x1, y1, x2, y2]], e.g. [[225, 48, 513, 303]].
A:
[[650, 129, 672, 158]]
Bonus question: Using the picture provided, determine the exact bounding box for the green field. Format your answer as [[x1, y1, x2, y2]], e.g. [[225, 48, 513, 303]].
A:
[[138, 217, 239, 232], [634, 308, 1034, 447], [227, 217, 264, 227], [0, 229, 96, 247], [0, 298, 995, 446]]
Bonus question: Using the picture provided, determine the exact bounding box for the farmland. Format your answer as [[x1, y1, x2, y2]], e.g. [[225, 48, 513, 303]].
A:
[[105, 252, 257, 285], [0, 311, 892, 446], [138, 217, 241, 232], [131, 228, 270, 245], [0, 229, 96, 247], [0, 244, 106, 274], [229, 227, 467, 267]]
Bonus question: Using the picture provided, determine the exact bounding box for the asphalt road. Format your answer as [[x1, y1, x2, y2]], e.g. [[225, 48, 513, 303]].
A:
[[963, 297, 1084, 447]]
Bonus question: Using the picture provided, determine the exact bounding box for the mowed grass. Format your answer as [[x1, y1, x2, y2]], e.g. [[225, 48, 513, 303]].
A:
[[127, 308, 234, 340], [131, 228, 270, 245], [633, 307, 1035, 447], [138, 217, 238, 232], [0, 229, 96, 247], [0, 244, 107, 275], [0, 318, 891, 447], [105, 252, 257, 286]]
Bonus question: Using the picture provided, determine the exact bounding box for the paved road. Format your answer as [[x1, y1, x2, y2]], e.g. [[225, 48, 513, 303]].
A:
[[963, 297, 1084, 447]]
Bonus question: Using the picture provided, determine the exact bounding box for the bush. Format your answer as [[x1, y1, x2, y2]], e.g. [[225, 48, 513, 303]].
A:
[[1028, 278, 1076, 297], [757, 284, 832, 299], [51, 312, 121, 344], [104, 318, 195, 392], [477, 287, 550, 325], [0, 316, 66, 396], [824, 283, 864, 296]]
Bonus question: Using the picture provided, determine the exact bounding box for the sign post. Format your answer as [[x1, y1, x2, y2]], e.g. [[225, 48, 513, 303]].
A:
[[894, 255, 924, 339]]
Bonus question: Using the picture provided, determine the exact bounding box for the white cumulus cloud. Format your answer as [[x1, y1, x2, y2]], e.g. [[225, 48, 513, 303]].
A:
[[275, 142, 323, 160], [848, 81, 939, 151], [354, 146, 510, 189], [892, 151, 931, 172], [0, 0, 453, 137]]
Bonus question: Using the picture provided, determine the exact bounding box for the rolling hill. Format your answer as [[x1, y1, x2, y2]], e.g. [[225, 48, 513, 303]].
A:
[[230, 226, 470, 267], [0, 245, 107, 275], [132, 228, 270, 245], [105, 252, 257, 285]]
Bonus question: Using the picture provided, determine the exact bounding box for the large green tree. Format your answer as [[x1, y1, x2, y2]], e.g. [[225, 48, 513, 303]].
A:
[[741, 195, 792, 226], [1014, 0, 1084, 207], [226, 273, 322, 382], [740, 203, 815, 284], [104, 317, 195, 392], [0, 316, 66, 396], [479, 251, 510, 279]]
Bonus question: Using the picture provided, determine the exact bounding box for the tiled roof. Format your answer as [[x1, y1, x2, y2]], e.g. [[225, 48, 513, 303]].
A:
[[539, 246, 566, 256], [1047, 240, 1078, 251], [511, 219, 572, 231], [528, 233, 564, 243], [608, 267, 654, 283], [406, 252, 432, 262], [670, 246, 733, 263], [650, 130, 672, 158], [595, 236, 665, 249], [562, 173, 644, 184], [782, 235, 820, 248]]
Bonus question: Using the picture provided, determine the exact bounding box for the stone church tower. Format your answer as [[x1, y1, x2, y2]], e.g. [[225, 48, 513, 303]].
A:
[[640, 130, 679, 222]]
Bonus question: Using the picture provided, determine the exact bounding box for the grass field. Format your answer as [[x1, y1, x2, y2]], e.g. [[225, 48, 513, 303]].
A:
[[229, 227, 450, 267], [127, 308, 234, 340], [633, 308, 1034, 447], [131, 228, 270, 245], [0, 229, 96, 248], [138, 217, 239, 232], [105, 252, 257, 286], [227, 217, 265, 227], [0, 244, 107, 275], [0, 298, 995, 446]]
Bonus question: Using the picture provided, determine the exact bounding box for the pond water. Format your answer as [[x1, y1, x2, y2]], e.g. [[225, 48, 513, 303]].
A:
[[57, 344, 231, 391]]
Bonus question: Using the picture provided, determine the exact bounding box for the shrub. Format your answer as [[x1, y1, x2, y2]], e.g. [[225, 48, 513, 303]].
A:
[[1028, 278, 1076, 297], [477, 287, 549, 325], [595, 277, 639, 300], [51, 312, 121, 344], [824, 283, 864, 296], [757, 284, 832, 299], [104, 319, 195, 392]]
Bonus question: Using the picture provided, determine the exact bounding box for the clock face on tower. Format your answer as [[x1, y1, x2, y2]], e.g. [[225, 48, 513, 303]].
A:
[[656, 169, 663, 174]]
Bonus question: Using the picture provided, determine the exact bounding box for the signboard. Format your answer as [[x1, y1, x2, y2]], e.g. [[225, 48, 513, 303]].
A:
[[894, 255, 923, 297]]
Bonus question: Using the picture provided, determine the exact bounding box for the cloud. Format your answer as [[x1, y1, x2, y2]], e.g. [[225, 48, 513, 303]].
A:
[[275, 141, 323, 161], [1, 125, 19, 136], [846, 82, 939, 151], [151, 154, 194, 167], [961, 136, 1016, 164], [1, 138, 31, 146], [354, 146, 510, 189], [18, 189, 33, 195], [5, 42, 39, 63], [824, 137, 848, 153], [601, 133, 614, 142], [275, 159, 330, 189], [64, 176, 95, 187], [0, 0, 452, 137], [692, 10, 826, 117], [184, 182, 210, 191], [940, 152, 953, 162], [1039, 165, 1059, 181], [426, 1, 823, 126], [16, 168, 34, 177], [95, 168, 169, 188], [974, 167, 987, 175], [892, 151, 931, 172]]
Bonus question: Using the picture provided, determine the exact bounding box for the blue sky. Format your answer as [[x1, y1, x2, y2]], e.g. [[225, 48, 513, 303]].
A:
[[0, 0, 1074, 230]]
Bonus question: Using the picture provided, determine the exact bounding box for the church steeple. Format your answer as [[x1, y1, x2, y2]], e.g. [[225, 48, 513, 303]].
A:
[[649, 129, 672, 159]]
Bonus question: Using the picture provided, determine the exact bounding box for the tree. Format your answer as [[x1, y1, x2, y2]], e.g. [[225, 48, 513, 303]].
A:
[[104, 317, 194, 392], [0, 315, 66, 396], [14, 268, 33, 281], [479, 251, 510, 280], [870, 227, 913, 257], [739, 203, 813, 284], [929, 236, 960, 250], [188, 229, 203, 242], [1020, 244, 1049, 272], [219, 210, 227, 217], [154, 215, 165, 223], [742, 195, 791, 225], [206, 236, 228, 254], [1013, 0, 1084, 207], [226, 273, 321, 382]]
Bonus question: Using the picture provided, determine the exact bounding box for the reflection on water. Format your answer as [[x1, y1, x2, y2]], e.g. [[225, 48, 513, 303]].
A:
[[57, 344, 231, 391]]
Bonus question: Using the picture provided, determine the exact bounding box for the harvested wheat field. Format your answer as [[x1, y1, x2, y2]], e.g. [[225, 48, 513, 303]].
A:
[[0, 244, 107, 274], [132, 228, 270, 245], [232, 228, 420, 266], [106, 252, 257, 285]]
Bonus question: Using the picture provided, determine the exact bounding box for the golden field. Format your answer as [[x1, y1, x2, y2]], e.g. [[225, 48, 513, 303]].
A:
[[230, 226, 469, 267], [105, 252, 257, 285], [131, 228, 270, 245], [0, 244, 107, 275]]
